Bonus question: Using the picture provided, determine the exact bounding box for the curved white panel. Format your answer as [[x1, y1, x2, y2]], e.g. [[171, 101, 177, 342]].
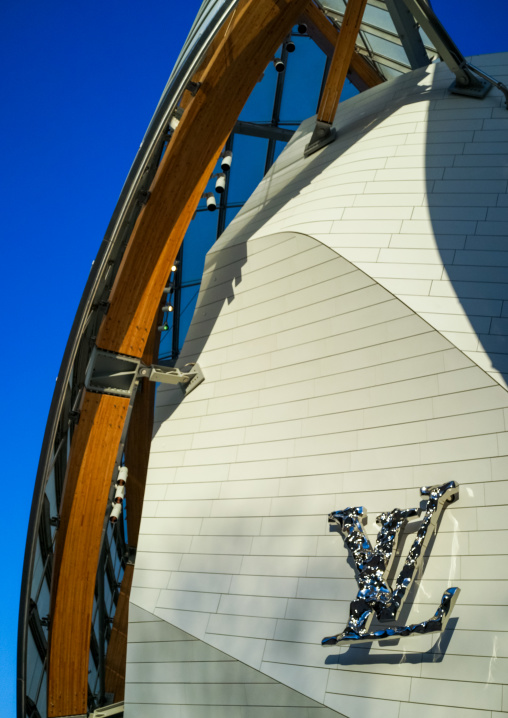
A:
[[128, 54, 508, 718], [220, 52, 508, 388]]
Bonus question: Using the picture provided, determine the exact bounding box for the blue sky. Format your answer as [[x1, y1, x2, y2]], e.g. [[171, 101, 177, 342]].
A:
[[1, 1, 506, 716]]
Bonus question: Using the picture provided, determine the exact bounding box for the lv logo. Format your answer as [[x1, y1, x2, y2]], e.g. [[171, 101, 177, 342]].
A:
[[323, 481, 460, 646]]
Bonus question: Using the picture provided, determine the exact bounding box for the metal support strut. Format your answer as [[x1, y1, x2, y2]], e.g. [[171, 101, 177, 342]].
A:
[[85, 346, 204, 398]]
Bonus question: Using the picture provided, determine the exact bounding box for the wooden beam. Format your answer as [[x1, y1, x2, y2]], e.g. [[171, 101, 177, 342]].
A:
[[301, 2, 383, 91], [104, 314, 158, 702], [317, 0, 369, 124], [179, 2, 246, 111], [48, 2, 309, 714], [48, 392, 129, 718], [96, 0, 309, 358]]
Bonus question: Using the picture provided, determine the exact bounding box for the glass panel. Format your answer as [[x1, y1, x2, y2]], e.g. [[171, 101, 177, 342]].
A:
[[322, 0, 347, 14], [27, 632, 42, 697], [240, 63, 279, 122], [31, 539, 44, 601], [376, 62, 404, 79], [116, 562, 124, 586], [179, 285, 202, 351], [88, 651, 98, 698], [341, 78, 359, 103], [36, 671, 47, 718], [273, 140, 287, 164], [37, 579, 51, 639], [363, 31, 409, 66], [158, 321, 174, 361], [280, 35, 327, 120], [92, 594, 98, 627], [227, 135, 269, 204], [104, 571, 113, 614], [112, 546, 122, 583], [225, 206, 241, 227], [363, 4, 398, 34], [183, 210, 219, 283], [46, 468, 58, 523]]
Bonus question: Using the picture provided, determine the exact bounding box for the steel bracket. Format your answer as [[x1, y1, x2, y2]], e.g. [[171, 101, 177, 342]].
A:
[[85, 347, 141, 397], [450, 75, 491, 100], [186, 80, 201, 96], [461, 62, 508, 108], [90, 702, 124, 718], [139, 362, 205, 395], [304, 120, 336, 157], [86, 347, 205, 397]]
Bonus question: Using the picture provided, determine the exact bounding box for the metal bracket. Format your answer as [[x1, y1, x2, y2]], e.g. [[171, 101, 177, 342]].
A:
[[138, 189, 151, 205], [186, 80, 201, 96], [125, 545, 136, 566], [85, 347, 141, 397], [399, 0, 490, 95], [450, 74, 491, 100], [138, 361, 205, 395], [90, 702, 124, 718], [86, 347, 205, 397], [461, 62, 508, 108], [304, 119, 337, 157]]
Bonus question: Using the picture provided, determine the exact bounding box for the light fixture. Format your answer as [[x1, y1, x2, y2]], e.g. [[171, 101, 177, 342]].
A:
[[114, 484, 125, 503], [117, 466, 128, 483], [204, 192, 217, 211], [171, 260, 180, 273], [286, 39, 295, 53], [273, 57, 285, 73], [162, 304, 174, 312], [297, 23, 307, 34], [158, 322, 169, 331], [215, 173, 227, 194], [169, 107, 184, 131], [221, 150, 232, 172], [110, 502, 122, 524], [164, 283, 174, 294]]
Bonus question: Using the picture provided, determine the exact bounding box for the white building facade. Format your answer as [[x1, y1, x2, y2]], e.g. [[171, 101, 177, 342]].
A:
[[125, 53, 508, 718]]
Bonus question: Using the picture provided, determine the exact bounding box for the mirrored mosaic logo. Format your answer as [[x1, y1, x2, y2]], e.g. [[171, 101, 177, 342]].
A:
[[323, 481, 460, 646]]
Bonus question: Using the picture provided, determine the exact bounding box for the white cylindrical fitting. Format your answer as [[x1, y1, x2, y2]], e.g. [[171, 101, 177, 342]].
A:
[[273, 57, 285, 73], [110, 502, 122, 523], [115, 484, 126, 502], [215, 173, 226, 194], [118, 466, 128, 484], [221, 151, 232, 172]]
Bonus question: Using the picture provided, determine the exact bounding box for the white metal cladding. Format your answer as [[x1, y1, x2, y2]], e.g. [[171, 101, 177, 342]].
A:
[[126, 54, 508, 718]]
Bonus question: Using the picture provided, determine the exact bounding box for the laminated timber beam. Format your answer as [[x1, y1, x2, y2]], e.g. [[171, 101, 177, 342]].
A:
[[104, 318, 159, 703], [96, 0, 308, 357], [305, 0, 370, 156], [48, 392, 129, 717], [300, 1, 384, 91], [317, 0, 369, 124], [47, 1, 310, 715]]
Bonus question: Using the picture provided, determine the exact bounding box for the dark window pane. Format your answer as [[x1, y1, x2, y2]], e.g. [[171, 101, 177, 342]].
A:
[[182, 210, 218, 284], [179, 285, 202, 351], [240, 63, 278, 122], [280, 35, 327, 120], [227, 135, 269, 204]]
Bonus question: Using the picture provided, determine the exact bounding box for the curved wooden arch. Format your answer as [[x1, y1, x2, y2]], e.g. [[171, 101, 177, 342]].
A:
[[47, 1, 311, 715], [47, 1, 388, 713]]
